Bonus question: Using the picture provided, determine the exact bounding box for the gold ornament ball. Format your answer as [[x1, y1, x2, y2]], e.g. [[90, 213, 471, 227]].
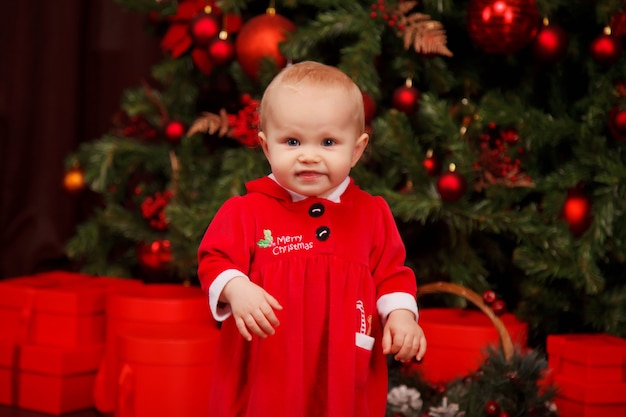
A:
[[63, 167, 85, 193]]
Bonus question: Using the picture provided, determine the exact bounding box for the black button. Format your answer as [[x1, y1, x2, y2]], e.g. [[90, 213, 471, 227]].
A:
[[309, 203, 325, 217], [316, 226, 330, 241]]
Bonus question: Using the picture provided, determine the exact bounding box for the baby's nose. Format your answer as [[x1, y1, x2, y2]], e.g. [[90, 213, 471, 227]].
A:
[[297, 152, 321, 163]]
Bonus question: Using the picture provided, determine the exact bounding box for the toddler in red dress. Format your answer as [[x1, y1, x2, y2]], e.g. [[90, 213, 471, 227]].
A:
[[198, 61, 426, 417]]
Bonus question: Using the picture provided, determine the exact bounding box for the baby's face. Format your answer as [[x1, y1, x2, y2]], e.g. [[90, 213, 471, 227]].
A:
[[258, 84, 368, 198]]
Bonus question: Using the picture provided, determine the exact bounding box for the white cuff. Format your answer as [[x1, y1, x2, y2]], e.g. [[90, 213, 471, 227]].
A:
[[208, 269, 249, 321], [376, 292, 419, 325]]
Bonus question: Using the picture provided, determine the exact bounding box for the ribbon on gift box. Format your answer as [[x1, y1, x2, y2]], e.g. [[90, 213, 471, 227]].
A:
[[117, 363, 135, 417]]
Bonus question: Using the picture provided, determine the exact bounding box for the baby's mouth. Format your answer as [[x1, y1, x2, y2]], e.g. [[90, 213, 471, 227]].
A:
[[297, 171, 323, 180]]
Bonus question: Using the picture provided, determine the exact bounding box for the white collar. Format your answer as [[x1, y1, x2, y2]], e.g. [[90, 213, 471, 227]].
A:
[[268, 174, 349, 203]]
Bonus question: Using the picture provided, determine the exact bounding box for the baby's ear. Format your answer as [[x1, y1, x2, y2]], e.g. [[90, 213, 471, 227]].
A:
[[258, 131, 270, 156], [351, 133, 369, 167]]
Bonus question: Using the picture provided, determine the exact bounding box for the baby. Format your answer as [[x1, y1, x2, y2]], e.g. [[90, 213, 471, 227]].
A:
[[198, 61, 426, 417]]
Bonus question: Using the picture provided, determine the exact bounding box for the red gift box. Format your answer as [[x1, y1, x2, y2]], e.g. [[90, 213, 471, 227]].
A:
[[0, 271, 141, 348], [547, 334, 626, 417], [0, 272, 88, 343], [552, 375, 626, 417], [93, 283, 216, 414], [555, 396, 626, 417], [18, 343, 104, 415], [547, 333, 626, 383], [114, 325, 219, 417], [0, 271, 141, 413], [414, 308, 528, 383], [0, 341, 103, 414], [0, 341, 14, 405]]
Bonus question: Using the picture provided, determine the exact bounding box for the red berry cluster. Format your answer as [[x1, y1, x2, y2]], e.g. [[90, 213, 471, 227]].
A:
[[482, 289, 506, 316], [113, 111, 159, 141], [140, 190, 173, 231], [227, 94, 260, 147], [369, 0, 405, 29], [473, 123, 530, 184]]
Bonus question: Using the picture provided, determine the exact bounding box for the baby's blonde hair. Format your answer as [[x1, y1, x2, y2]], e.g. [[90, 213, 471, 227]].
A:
[[258, 61, 365, 132]]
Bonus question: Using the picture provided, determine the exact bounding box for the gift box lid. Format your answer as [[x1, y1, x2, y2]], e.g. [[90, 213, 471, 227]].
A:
[[0, 271, 142, 315], [118, 325, 220, 366], [419, 308, 528, 350], [0, 272, 89, 309], [19, 343, 104, 376], [547, 334, 626, 367], [554, 374, 626, 404], [107, 284, 212, 323]]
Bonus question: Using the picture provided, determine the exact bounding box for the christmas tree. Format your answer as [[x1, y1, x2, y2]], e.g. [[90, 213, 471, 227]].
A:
[[65, 0, 626, 351]]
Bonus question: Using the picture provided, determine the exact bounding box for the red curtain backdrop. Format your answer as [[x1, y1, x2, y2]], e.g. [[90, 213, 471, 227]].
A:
[[0, 1, 161, 279]]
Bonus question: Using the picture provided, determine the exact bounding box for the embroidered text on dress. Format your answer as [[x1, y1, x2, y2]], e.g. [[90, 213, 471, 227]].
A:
[[272, 234, 314, 254], [257, 229, 315, 254]]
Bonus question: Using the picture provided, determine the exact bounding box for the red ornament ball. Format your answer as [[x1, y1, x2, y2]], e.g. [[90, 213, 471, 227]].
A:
[[437, 171, 467, 202], [590, 34, 622, 65], [189, 14, 220, 47], [164, 120, 186, 143], [423, 155, 441, 176], [532, 23, 569, 62], [361, 91, 376, 125], [235, 13, 296, 81], [491, 299, 507, 316], [608, 106, 626, 141], [482, 289, 497, 304], [563, 194, 590, 225], [392, 85, 420, 114], [466, 0, 540, 54], [563, 192, 592, 236], [208, 37, 235, 66], [136, 240, 173, 270]]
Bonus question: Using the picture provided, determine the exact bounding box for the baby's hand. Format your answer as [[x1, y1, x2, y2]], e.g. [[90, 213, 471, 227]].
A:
[[222, 277, 283, 341], [382, 309, 427, 362]]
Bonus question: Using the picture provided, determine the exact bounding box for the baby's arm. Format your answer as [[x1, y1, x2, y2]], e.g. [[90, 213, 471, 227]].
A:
[[382, 309, 427, 362], [197, 197, 282, 341], [221, 276, 283, 341]]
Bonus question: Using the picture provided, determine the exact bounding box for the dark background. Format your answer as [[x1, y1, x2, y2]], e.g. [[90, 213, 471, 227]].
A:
[[0, 1, 161, 279]]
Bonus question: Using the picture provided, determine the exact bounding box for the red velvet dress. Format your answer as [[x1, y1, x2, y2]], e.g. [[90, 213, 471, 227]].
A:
[[197, 176, 418, 417]]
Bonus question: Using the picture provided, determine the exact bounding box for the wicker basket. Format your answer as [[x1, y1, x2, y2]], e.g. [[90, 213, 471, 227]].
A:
[[417, 281, 514, 360]]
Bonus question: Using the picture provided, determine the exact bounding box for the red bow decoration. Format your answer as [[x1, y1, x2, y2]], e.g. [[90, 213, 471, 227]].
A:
[[160, 0, 221, 75]]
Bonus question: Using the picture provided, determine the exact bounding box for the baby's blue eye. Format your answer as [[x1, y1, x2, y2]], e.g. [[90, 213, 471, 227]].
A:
[[287, 138, 299, 146], [322, 138, 335, 146]]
